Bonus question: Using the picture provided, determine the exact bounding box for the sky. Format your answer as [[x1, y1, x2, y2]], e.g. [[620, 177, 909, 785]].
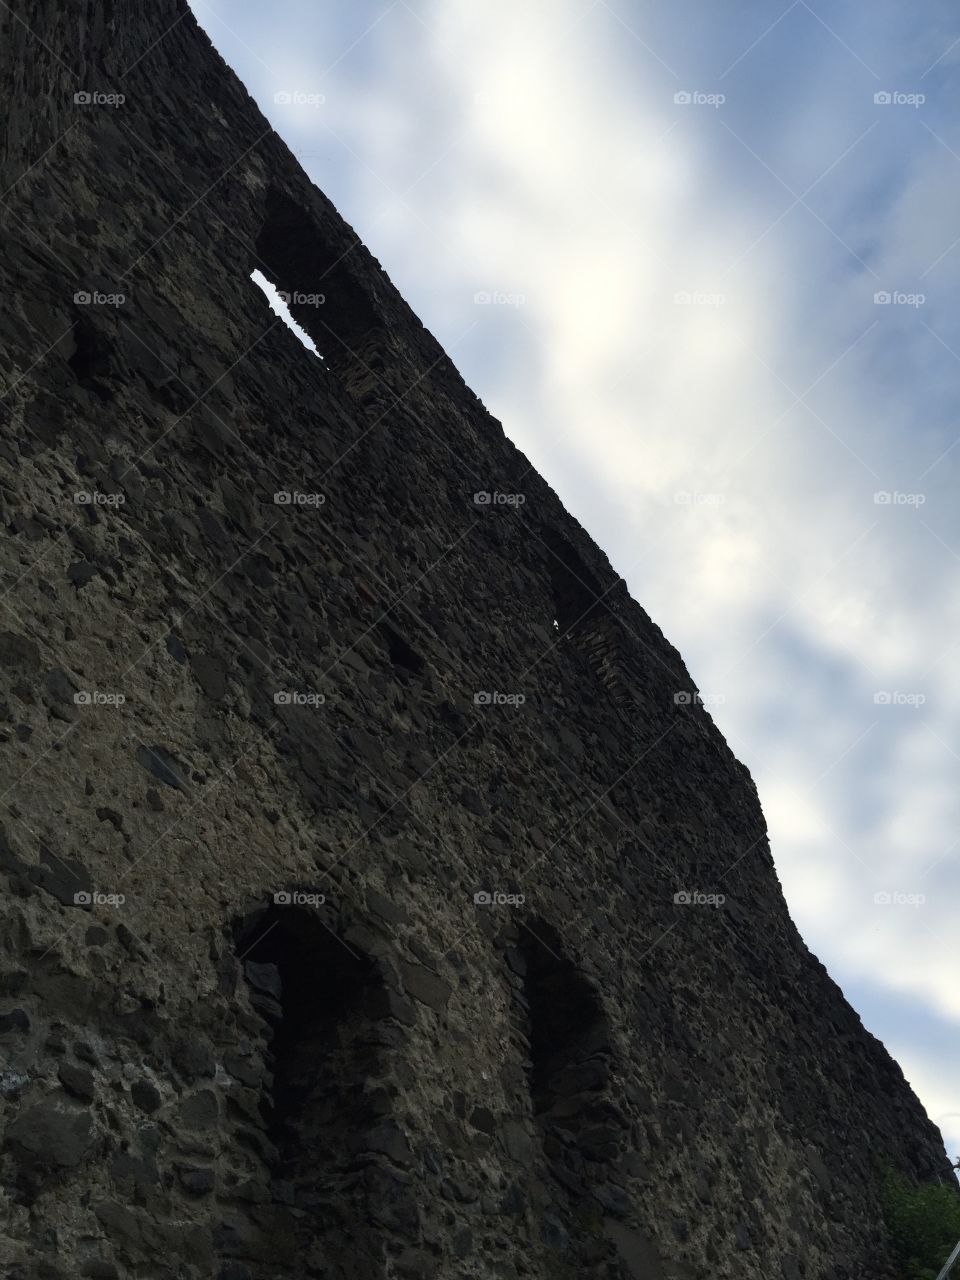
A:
[[187, 0, 960, 1157]]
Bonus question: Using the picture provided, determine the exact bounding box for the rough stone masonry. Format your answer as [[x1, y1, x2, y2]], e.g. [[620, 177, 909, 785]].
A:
[[0, 3, 952, 1278]]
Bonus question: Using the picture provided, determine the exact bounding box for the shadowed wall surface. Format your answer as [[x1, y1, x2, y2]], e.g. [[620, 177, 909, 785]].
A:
[[0, 3, 952, 1278]]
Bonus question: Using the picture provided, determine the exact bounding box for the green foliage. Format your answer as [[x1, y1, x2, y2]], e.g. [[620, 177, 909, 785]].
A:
[[880, 1166, 960, 1280]]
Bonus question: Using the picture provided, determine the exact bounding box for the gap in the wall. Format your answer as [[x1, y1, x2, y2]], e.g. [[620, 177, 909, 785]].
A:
[[251, 269, 322, 359]]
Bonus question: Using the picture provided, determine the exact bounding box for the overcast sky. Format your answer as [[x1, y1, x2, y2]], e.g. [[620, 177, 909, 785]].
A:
[[187, 0, 960, 1155]]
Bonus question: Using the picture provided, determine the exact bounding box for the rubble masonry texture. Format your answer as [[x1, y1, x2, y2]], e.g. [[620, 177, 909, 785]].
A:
[[0, 3, 951, 1277]]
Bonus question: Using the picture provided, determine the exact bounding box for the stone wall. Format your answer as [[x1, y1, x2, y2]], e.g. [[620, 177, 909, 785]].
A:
[[0, 3, 952, 1278]]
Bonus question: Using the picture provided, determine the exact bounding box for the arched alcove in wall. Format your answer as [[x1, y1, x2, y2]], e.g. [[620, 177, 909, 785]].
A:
[[517, 918, 629, 1272], [230, 901, 391, 1279], [518, 918, 613, 1127]]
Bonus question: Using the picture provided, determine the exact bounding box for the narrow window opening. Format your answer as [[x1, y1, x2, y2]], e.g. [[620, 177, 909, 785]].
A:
[[542, 528, 605, 640], [67, 313, 114, 399], [541, 528, 637, 707], [381, 621, 425, 674], [250, 269, 321, 359]]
